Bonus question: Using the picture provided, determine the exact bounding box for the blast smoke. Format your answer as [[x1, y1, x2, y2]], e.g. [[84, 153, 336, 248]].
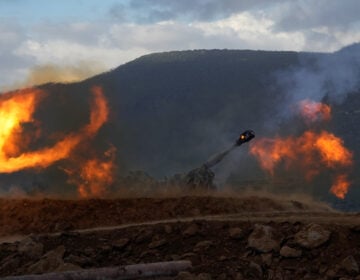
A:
[[276, 43, 360, 118], [242, 44, 360, 199], [0, 85, 115, 198], [215, 44, 360, 198], [3, 61, 105, 91]]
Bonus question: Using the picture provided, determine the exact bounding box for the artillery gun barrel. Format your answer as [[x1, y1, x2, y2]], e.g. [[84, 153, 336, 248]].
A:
[[204, 130, 255, 169], [182, 130, 255, 190], [204, 145, 236, 169]]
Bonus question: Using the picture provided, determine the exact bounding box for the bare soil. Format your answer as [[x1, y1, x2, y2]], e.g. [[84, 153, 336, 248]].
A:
[[1, 194, 360, 279]]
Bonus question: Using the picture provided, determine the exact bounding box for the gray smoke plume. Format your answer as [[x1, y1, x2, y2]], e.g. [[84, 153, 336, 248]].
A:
[[215, 44, 360, 193], [276, 43, 360, 117]]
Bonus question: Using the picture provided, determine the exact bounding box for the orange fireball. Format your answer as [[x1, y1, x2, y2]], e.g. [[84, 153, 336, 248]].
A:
[[249, 130, 353, 199], [0, 86, 115, 198], [0, 89, 40, 158], [77, 145, 116, 198], [250, 98, 353, 199], [0, 87, 108, 173], [298, 99, 331, 123], [330, 174, 351, 199]]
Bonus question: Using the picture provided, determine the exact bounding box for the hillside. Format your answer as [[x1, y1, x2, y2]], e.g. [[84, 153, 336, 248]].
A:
[[90, 50, 303, 176], [1, 48, 360, 279], [39, 50, 304, 178], [1, 196, 360, 279], [0, 48, 359, 205]]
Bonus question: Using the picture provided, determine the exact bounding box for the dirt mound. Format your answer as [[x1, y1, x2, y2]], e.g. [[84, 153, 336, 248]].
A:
[[3, 194, 360, 279], [2, 219, 360, 279], [0, 194, 331, 236]]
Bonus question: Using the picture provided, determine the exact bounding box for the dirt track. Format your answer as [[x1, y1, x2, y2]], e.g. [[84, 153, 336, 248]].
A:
[[0, 194, 333, 237], [1, 195, 360, 279]]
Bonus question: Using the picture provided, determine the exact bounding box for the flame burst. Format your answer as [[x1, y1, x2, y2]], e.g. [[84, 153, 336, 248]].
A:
[[78, 146, 116, 198], [250, 99, 353, 199], [0, 89, 40, 159], [0, 86, 115, 197], [298, 99, 331, 123], [331, 174, 351, 199]]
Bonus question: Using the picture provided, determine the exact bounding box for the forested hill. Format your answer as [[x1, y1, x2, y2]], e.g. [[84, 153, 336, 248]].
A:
[[4, 47, 360, 201], [87, 49, 304, 175], [41, 48, 359, 179]]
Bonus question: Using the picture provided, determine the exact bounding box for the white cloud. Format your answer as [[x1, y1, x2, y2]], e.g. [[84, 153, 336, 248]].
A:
[[108, 21, 207, 50], [0, 37, 149, 90], [16, 39, 121, 66], [109, 0, 285, 23], [1, 1, 360, 90], [273, 0, 360, 32], [194, 12, 305, 50]]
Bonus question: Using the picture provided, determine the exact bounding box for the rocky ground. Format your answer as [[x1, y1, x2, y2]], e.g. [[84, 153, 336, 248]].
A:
[[0, 195, 360, 279]]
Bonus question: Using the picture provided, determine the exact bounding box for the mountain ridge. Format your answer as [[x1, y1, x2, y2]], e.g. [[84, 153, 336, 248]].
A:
[[0, 48, 359, 201]]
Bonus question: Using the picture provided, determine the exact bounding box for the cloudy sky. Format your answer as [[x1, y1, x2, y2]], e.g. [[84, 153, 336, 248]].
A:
[[1, 0, 360, 90]]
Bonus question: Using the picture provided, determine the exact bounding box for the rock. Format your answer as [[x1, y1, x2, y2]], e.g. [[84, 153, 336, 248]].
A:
[[280, 246, 302, 258], [0, 254, 21, 272], [181, 252, 197, 260], [261, 253, 273, 267], [319, 265, 327, 274], [98, 244, 112, 251], [267, 270, 275, 280], [247, 224, 281, 253], [135, 229, 153, 243], [44, 245, 65, 259], [197, 273, 212, 280], [326, 268, 337, 278], [171, 254, 181, 261], [229, 227, 243, 239], [164, 225, 173, 234], [249, 261, 263, 278], [64, 254, 91, 266], [18, 236, 44, 259], [59, 231, 80, 238], [176, 271, 196, 280], [54, 221, 74, 232], [270, 269, 287, 280], [303, 273, 317, 279], [194, 240, 213, 252], [218, 255, 228, 261], [183, 224, 200, 237], [294, 224, 331, 249], [341, 255, 359, 274], [351, 225, 360, 232], [27, 245, 66, 274], [55, 262, 82, 272], [112, 238, 130, 249], [83, 247, 96, 257], [148, 238, 167, 249], [191, 208, 201, 216], [0, 242, 17, 253], [242, 261, 263, 279], [139, 250, 157, 259], [242, 250, 252, 258]]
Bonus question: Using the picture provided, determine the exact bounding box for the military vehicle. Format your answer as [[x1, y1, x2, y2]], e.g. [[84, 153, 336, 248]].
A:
[[184, 130, 255, 190]]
